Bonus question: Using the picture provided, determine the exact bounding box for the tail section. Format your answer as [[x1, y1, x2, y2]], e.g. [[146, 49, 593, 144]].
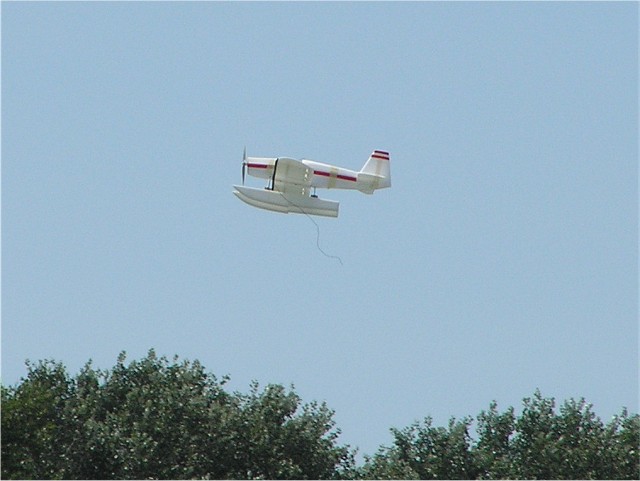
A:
[[357, 150, 391, 194]]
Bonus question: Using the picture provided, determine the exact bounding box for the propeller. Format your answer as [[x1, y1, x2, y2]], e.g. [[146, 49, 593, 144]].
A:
[[242, 146, 247, 185]]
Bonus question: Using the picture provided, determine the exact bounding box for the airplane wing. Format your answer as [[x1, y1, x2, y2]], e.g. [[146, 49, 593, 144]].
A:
[[272, 157, 313, 197]]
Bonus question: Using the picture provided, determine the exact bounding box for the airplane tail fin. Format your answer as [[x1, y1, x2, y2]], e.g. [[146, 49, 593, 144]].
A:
[[358, 150, 391, 193]]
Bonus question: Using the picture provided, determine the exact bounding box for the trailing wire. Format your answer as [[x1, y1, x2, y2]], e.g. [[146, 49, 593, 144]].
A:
[[279, 192, 344, 266]]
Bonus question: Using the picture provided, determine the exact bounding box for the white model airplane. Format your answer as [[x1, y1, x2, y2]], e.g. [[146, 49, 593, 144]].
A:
[[233, 149, 390, 217]]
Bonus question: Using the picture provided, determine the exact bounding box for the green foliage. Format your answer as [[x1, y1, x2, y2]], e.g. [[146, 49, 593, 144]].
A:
[[510, 391, 606, 479], [1, 360, 71, 479], [360, 389, 639, 480], [1, 350, 353, 480], [360, 417, 476, 480], [58, 350, 234, 479], [223, 382, 353, 479], [474, 401, 515, 479], [603, 407, 640, 480], [2, 353, 638, 480]]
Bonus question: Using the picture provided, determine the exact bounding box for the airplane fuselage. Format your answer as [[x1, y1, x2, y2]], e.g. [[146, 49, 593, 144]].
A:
[[246, 157, 361, 191]]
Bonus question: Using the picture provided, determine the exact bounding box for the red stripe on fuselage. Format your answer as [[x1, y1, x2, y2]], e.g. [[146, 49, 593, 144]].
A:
[[247, 163, 269, 169], [313, 170, 357, 182], [338, 174, 357, 182]]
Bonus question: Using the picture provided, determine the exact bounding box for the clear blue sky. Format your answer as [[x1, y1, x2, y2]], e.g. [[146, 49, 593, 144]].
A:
[[3, 2, 638, 457]]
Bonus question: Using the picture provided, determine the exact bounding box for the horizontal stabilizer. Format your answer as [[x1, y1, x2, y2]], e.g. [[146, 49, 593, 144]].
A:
[[356, 173, 386, 194]]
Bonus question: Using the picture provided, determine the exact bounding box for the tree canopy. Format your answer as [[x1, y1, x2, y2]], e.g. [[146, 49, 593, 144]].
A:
[[2, 351, 637, 479], [1, 351, 352, 480], [360, 393, 639, 480]]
